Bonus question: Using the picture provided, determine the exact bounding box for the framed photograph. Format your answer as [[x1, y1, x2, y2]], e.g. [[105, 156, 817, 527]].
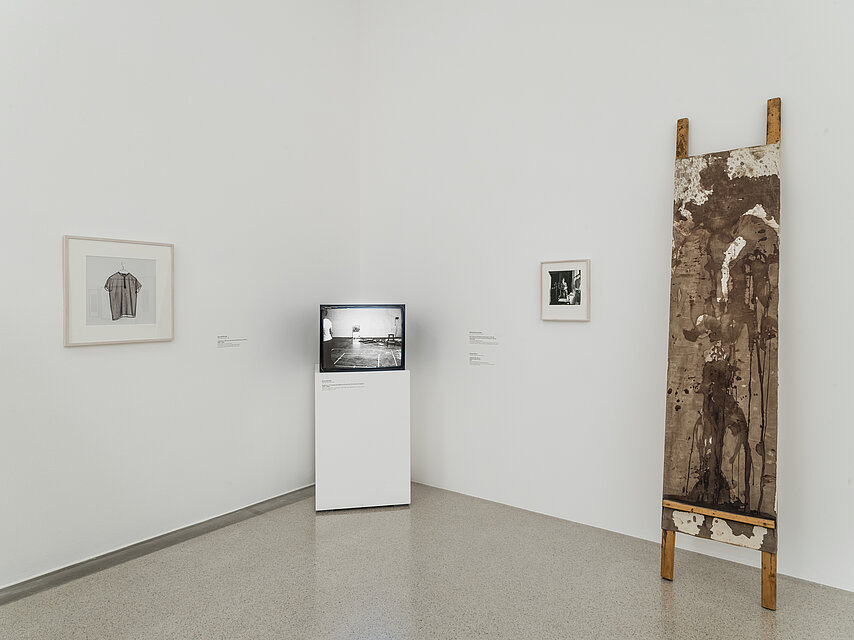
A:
[[541, 259, 590, 321], [63, 236, 174, 346]]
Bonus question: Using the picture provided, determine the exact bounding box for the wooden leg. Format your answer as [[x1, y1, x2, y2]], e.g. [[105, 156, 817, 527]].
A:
[[676, 118, 689, 159], [661, 529, 675, 581], [766, 97, 781, 145], [761, 551, 777, 610]]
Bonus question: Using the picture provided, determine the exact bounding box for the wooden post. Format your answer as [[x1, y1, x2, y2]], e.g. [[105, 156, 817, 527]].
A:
[[676, 117, 689, 159], [766, 98, 781, 144], [662, 115, 687, 584], [661, 529, 675, 581], [762, 552, 777, 610], [761, 97, 780, 611]]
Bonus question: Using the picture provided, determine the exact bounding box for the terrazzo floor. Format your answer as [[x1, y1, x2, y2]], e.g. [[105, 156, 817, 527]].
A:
[[1, 484, 852, 639]]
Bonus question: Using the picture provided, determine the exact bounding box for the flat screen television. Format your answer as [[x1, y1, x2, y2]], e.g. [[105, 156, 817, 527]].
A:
[[320, 304, 405, 372]]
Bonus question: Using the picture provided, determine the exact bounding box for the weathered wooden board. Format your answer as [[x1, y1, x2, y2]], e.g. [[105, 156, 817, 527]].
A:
[[662, 142, 781, 548], [662, 507, 777, 553]]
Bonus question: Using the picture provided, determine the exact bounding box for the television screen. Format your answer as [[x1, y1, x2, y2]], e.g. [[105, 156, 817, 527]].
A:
[[320, 304, 405, 372]]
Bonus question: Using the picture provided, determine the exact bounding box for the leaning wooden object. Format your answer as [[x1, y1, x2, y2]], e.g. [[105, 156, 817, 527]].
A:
[[660, 98, 782, 611]]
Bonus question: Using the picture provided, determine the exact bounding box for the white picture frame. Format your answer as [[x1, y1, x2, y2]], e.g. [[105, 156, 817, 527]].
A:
[[541, 259, 590, 321], [63, 236, 174, 346]]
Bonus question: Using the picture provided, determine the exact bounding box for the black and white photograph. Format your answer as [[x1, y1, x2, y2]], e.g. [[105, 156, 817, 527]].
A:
[[548, 269, 582, 306], [64, 236, 174, 346], [86, 256, 156, 325], [541, 259, 590, 321], [320, 304, 405, 372]]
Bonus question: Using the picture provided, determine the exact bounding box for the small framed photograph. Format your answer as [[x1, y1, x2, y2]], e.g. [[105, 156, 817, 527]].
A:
[[541, 259, 590, 321], [63, 236, 174, 346]]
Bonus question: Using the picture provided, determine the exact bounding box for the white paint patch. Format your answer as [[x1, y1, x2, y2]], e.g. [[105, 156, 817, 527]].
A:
[[710, 518, 768, 550], [719, 236, 747, 301], [704, 342, 726, 363], [672, 511, 704, 536], [674, 156, 713, 217], [742, 203, 780, 233], [726, 144, 780, 179]]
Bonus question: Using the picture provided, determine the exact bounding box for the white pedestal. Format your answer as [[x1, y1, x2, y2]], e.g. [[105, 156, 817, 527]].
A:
[[314, 369, 411, 511]]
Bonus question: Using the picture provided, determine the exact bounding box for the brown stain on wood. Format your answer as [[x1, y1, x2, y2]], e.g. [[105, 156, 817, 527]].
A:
[[663, 142, 780, 521]]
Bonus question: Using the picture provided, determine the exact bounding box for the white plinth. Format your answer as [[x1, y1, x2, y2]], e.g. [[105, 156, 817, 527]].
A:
[[314, 369, 411, 511]]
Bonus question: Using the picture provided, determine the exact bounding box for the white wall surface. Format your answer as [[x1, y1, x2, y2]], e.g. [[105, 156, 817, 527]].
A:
[[0, 1, 359, 588], [358, 1, 854, 591], [3, 0, 853, 596]]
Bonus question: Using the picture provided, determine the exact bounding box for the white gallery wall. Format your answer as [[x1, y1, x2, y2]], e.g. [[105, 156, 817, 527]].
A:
[[0, 1, 359, 588], [3, 0, 853, 596], [358, 1, 854, 592]]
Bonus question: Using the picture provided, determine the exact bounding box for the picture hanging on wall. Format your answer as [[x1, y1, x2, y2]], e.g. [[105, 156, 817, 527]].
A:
[[63, 236, 174, 346], [540, 259, 590, 321]]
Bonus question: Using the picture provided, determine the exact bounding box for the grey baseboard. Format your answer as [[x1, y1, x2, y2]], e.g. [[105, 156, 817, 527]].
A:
[[0, 484, 315, 606]]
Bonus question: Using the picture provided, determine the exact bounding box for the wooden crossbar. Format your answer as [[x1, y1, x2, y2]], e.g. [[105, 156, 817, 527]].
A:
[[662, 500, 776, 529]]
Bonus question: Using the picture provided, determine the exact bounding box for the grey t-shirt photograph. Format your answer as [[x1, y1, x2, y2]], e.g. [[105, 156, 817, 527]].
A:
[[86, 256, 156, 325]]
